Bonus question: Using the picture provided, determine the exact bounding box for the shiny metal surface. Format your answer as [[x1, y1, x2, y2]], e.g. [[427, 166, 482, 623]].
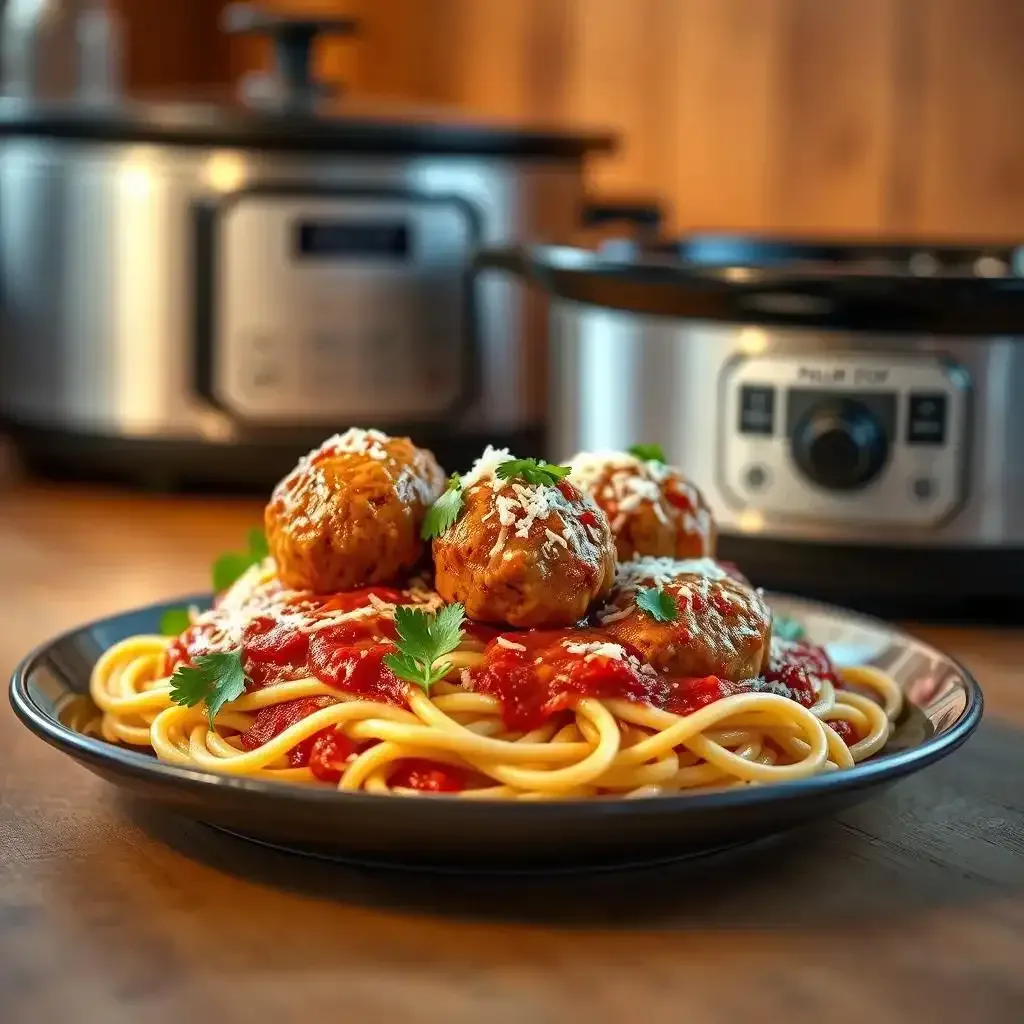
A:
[[0, 139, 585, 441], [1, 1, 121, 100], [214, 191, 473, 423], [548, 302, 1024, 547]]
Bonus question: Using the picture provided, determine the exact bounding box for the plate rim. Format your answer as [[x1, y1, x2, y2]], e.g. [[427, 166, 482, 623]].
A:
[[8, 590, 985, 818]]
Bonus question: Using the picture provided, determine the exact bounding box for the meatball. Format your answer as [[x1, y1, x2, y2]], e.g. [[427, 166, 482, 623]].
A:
[[432, 448, 617, 628], [266, 429, 445, 593], [599, 557, 771, 682], [568, 450, 715, 562]]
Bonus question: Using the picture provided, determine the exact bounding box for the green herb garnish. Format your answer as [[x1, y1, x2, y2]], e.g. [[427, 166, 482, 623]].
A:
[[168, 649, 249, 728], [495, 458, 570, 487], [159, 607, 192, 637], [628, 443, 667, 464], [636, 586, 678, 623], [384, 603, 466, 693], [421, 473, 464, 540], [212, 527, 269, 593], [773, 615, 806, 642]]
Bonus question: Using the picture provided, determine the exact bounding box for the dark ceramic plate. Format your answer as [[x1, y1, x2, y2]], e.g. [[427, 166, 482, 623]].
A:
[[9, 593, 983, 872]]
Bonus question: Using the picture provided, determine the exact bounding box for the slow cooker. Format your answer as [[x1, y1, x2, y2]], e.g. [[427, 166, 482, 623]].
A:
[[478, 235, 1024, 613], [0, 5, 657, 488]]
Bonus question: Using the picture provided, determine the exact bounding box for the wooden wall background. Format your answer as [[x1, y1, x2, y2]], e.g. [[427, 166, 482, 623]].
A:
[[111, 0, 1024, 241]]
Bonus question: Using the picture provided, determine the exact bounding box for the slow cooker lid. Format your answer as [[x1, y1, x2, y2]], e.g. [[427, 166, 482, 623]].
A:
[[476, 236, 1024, 335], [0, 5, 616, 157], [0, 96, 617, 156]]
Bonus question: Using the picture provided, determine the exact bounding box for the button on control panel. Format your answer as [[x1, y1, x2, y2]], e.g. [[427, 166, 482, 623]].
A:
[[720, 355, 969, 528], [906, 393, 947, 446], [738, 385, 776, 435]]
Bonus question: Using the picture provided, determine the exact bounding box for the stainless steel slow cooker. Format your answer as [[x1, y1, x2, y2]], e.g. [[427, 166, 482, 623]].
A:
[[479, 236, 1024, 611], [0, 6, 655, 487]]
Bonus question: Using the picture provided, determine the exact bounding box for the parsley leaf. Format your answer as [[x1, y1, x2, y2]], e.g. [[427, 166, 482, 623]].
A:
[[212, 528, 269, 593], [773, 615, 806, 642], [384, 603, 466, 692], [636, 586, 678, 623], [495, 458, 570, 487], [168, 649, 249, 729], [421, 473, 464, 540], [159, 607, 192, 637], [628, 443, 667, 464]]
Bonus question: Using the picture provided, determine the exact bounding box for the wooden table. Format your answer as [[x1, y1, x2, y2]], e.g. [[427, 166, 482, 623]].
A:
[[1, 481, 1022, 1024]]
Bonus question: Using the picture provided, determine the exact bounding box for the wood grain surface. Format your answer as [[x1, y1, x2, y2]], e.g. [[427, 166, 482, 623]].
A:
[[105, 0, 1024, 240], [242, 0, 1024, 239], [1, 482, 1022, 1024]]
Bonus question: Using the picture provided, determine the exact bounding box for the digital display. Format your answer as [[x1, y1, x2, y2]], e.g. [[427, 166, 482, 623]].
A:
[[295, 220, 411, 260]]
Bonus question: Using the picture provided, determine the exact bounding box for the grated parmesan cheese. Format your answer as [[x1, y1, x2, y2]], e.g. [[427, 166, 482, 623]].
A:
[[562, 638, 661, 679], [496, 636, 527, 652], [488, 524, 509, 559], [595, 556, 727, 626], [183, 569, 446, 656], [564, 641, 628, 660], [567, 450, 646, 489], [317, 427, 392, 461], [461, 445, 581, 555], [567, 449, 680, 523], [614, 556, 725, 593], [460, 445, 516, 489], [291, 429, 443, 507], [544, 527, 568, 548]]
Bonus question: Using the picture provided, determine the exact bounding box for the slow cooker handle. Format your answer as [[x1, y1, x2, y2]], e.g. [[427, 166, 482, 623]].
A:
[[222, 3, 360, 108], [472, 247, 535, 281], [580, 198, 663, 236]]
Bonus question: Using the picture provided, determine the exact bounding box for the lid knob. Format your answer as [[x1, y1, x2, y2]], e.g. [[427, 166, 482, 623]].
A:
[[221, 3, 359, 109]]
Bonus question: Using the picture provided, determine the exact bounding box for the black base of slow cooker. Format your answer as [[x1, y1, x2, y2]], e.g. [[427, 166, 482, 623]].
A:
[[4, 423, 544, 495], [719, 534, 1024, 623]]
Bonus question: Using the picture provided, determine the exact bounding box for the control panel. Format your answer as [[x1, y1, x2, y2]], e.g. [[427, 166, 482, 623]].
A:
[[208, 190, 477, 424], [720, 355, 969, 527]]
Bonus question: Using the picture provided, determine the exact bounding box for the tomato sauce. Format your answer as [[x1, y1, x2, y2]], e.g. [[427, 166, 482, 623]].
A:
[[237, 696, 469, 790], [239, 696, 336, 769], [169, 576, 849, 764], [664, 484, 693, 513], [764, 639, 840, 706], [388, 759, 467, 793], [827, 719, 861, 746], [168, 586, 409, 705], [468, 630, 839, 731], [469, 629, 667, 731]]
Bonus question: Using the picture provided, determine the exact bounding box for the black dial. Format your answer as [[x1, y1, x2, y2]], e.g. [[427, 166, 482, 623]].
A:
[[791, 398, 889, 492]]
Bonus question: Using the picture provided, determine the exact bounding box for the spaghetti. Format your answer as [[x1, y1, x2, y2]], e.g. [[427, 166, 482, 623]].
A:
[[88, 563, 903, 800]]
